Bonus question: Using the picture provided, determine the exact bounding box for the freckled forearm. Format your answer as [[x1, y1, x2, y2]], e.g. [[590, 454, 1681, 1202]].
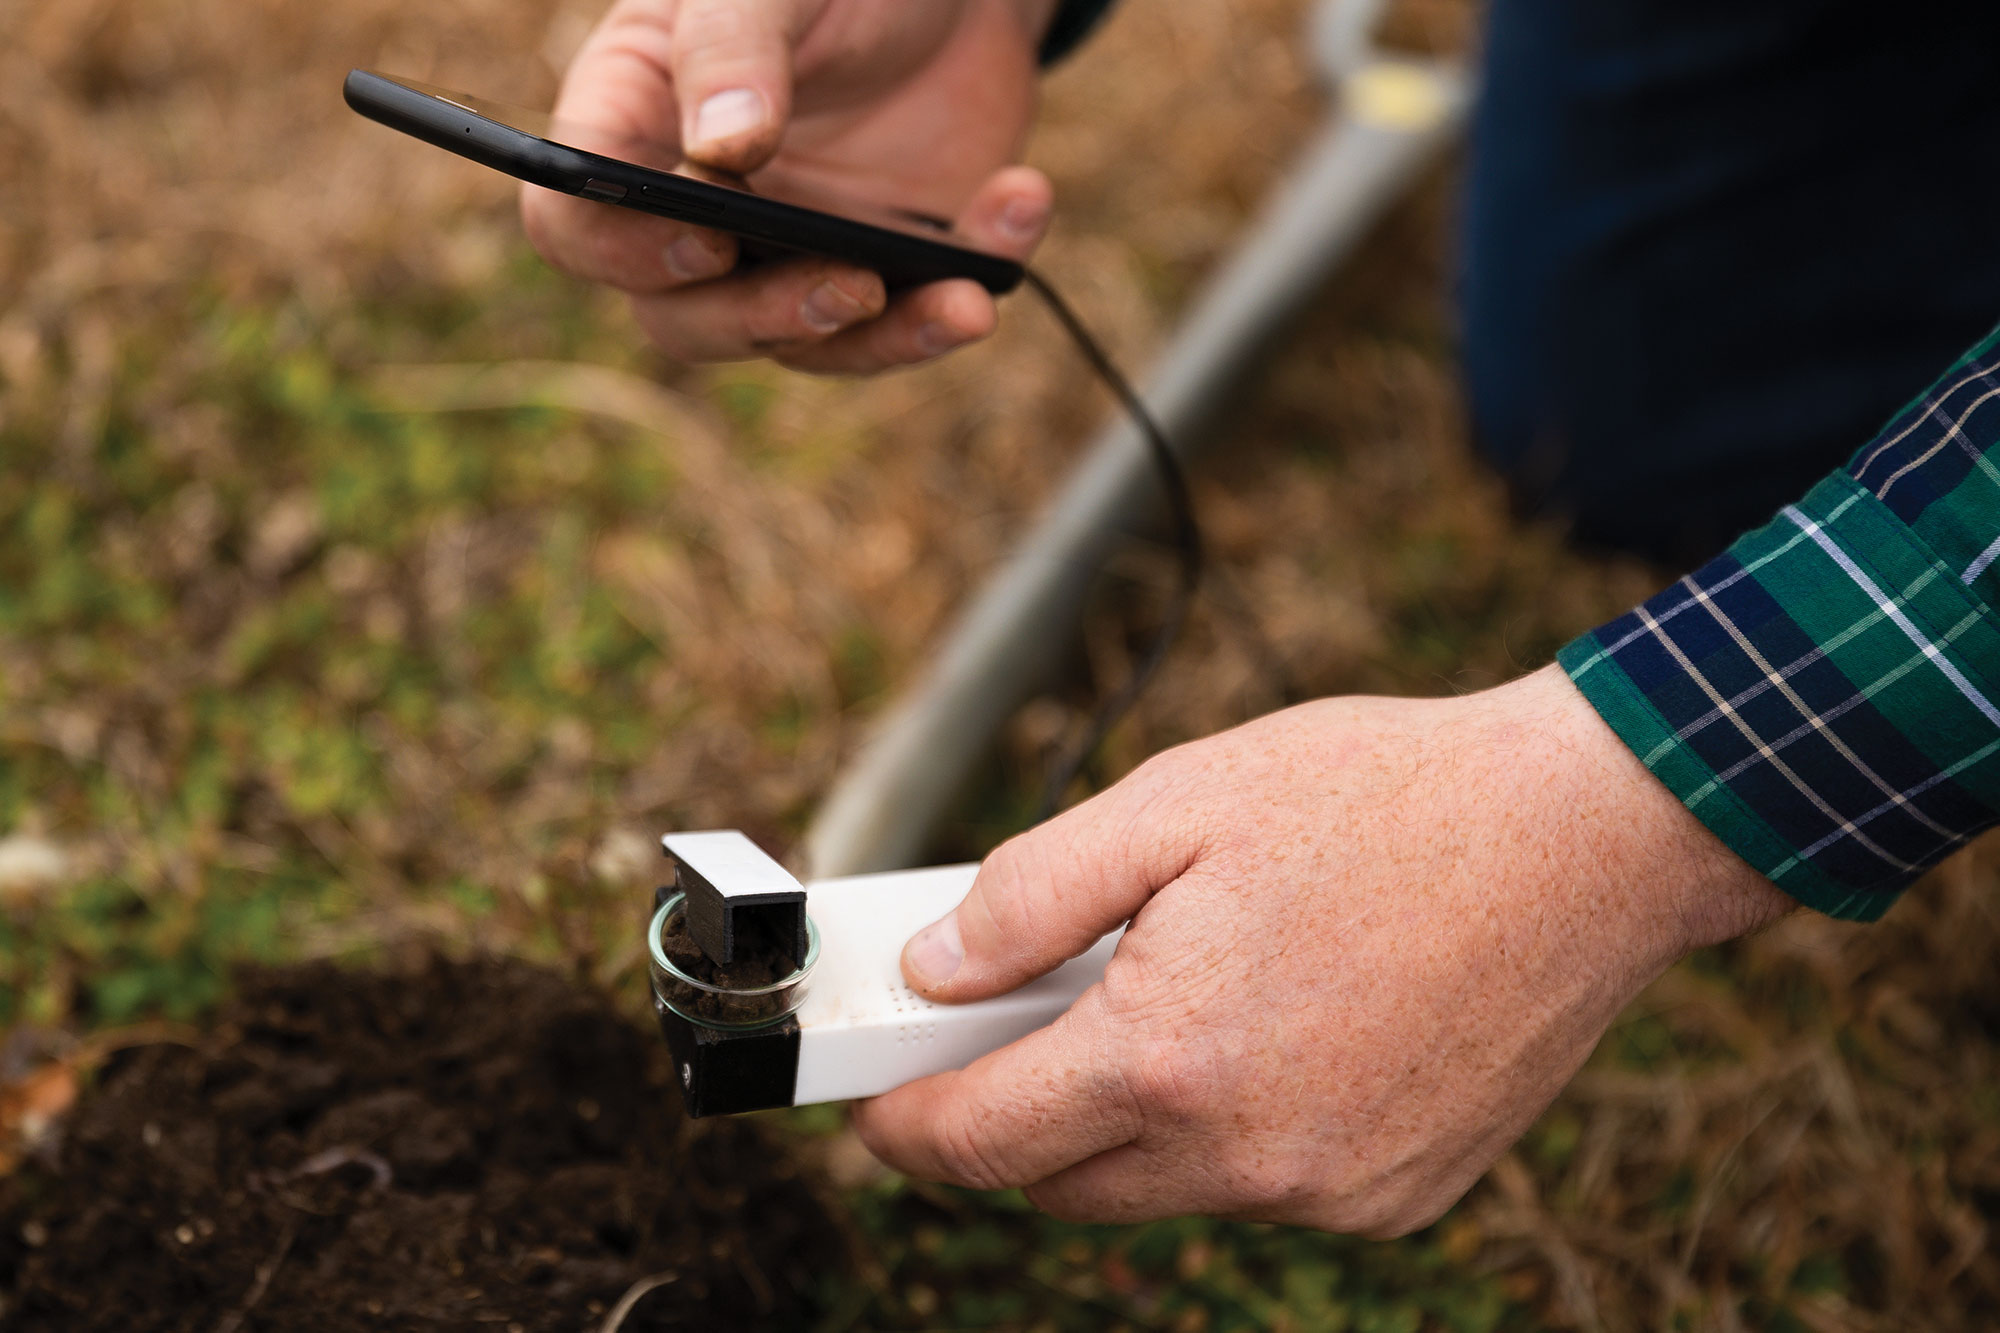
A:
[[1505, 665, 1796, 959]]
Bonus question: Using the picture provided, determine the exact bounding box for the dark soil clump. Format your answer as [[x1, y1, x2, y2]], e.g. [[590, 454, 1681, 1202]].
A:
[[0, 956, 849, 1331], [660, 910, 790, 991], [658, 911, 798, 1027]]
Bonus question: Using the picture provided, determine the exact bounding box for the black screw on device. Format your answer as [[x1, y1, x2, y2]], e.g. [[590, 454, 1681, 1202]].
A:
[[660, 831, 808, 969]]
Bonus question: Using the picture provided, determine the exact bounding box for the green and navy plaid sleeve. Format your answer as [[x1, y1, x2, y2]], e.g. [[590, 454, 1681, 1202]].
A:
[[1559, 324, 2000, 921]]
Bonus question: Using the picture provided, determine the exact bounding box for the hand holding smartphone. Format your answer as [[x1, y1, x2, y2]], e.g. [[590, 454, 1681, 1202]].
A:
[[352, 0, 1055, 372], [343, 72, 1025, 294]]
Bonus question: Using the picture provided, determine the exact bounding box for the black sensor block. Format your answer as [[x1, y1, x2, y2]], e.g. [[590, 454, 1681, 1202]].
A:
[[655, 1001, 800, 1117], [660, 831, 808, 968]]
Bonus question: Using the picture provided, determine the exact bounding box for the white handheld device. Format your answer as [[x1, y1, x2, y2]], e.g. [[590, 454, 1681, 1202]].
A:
[[648, 831, 1118, 1117]]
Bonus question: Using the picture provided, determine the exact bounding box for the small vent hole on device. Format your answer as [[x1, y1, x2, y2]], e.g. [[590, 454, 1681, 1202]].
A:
[[886, 982, 935, 1015]]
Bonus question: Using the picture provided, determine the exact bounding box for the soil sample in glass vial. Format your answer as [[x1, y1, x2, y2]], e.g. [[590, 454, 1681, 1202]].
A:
[[659, 906, 805, 1027]]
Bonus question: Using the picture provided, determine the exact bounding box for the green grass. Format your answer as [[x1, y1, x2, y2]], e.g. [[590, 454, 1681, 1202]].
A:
[[832, 1179, 1530, 1332]]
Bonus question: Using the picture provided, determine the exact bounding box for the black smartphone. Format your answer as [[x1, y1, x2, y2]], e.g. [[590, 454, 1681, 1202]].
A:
[[343, 69, 1023, 295]]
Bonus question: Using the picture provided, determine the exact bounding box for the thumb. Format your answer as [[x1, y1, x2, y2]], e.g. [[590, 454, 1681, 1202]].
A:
[[903, 761, 1202, 1002], [672, 0, 816, 173]]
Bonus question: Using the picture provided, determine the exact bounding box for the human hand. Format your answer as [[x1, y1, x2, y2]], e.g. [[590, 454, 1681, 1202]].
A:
[[850, 665, 1795, 1232], [522, 0, 1057, 372]]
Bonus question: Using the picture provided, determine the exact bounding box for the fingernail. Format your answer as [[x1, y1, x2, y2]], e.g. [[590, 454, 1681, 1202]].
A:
[[906, 914, 964, 988], [802, 279, 867, 333], [691, 88, 769, 151], [665, 236, 725, 283], [998, 196, 1048, 242], [916, 322, 965, 358]]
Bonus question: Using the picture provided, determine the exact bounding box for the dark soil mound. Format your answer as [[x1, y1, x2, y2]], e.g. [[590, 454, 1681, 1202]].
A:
[[0, 956, 848, 1332]]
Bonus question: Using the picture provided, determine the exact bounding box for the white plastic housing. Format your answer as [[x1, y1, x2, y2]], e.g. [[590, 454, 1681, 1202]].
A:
[[661, 830, 801, 902], [792, 863, 1120, 1106]]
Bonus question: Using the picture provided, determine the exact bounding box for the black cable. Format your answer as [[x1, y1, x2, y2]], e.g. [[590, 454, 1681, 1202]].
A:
[[1021, 266, 1204, 822]]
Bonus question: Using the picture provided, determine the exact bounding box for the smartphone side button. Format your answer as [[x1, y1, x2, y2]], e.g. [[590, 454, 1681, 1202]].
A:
[[578, 179, 628, 202], [638, 183, 724, 216]]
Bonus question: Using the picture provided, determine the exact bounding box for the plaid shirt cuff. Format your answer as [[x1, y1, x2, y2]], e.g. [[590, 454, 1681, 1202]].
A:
[[1559, 324, 2000, 921]]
